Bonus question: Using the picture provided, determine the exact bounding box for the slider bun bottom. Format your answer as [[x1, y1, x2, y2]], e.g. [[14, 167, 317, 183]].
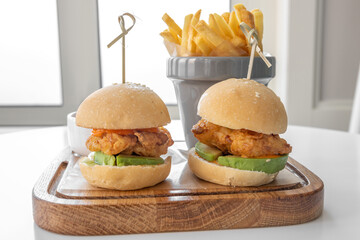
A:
[[79, 156, 171, 190], [188, 148, 278, 187]]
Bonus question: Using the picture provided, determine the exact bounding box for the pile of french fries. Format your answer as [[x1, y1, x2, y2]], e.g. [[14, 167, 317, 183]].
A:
[[160, 4, 263, 57]]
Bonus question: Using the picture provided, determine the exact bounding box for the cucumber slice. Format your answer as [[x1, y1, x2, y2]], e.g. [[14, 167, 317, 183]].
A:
[[94, 151, 116, 166], [195, 142, 223, 161], [116, 155, 164, 166], [217, 155, 288, 174]]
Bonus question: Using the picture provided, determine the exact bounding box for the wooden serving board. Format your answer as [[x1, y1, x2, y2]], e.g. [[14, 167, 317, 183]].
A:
[[33, 143, 324, 236]]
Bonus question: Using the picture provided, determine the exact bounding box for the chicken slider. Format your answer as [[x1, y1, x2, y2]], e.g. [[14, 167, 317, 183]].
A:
[[189, 78, 292, 186], [76, 83, 174, 190]]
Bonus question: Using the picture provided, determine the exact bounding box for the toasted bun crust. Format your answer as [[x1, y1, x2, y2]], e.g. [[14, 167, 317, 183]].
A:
[[198, 78, 287, 134], [188, 148, 277, 186], [79, 156, 171, 190], [76, 83, 170, 129]]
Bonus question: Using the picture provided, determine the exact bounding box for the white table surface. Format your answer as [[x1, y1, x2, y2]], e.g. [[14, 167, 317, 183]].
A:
[[1, 120, 359, 240]]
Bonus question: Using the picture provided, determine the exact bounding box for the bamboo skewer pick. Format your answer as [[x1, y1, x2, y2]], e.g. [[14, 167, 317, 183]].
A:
[[107, 13, 136, 84], [239, 22, 271, 80]]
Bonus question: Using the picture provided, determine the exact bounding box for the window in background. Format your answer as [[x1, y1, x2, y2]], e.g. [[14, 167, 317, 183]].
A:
[[97, 0, 229, 104], [0, 0, 62, 106], [0, 0, 102, 125]]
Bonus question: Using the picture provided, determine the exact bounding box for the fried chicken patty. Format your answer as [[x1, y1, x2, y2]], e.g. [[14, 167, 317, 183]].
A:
[[192, 119, 292, 158], [86, 127, 174, 157]]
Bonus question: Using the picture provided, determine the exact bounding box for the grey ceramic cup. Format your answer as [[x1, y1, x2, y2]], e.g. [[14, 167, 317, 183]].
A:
[[167, 56, 276, 149]]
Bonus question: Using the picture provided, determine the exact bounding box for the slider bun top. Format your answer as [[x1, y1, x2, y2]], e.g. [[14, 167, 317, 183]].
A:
[[76, 83, 171, 129], [197, 78, 287, 134]]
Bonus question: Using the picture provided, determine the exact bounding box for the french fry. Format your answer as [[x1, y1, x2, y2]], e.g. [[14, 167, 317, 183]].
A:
[[162, 13, 182, 37], [194, 20, 223, 46], [160, 30, 180, 44], [194, 35, 214, 56], [194, 20, 239, 56], [228, 11, 248, 53], [230, 37, 248, 50], [188, 10, 202, 54], [209, 14, 225, 38], [230, 39, 249, 56], [229, 11, 241, 37], [169, 28, 181, 44], [161, 3, 263, 57], [214, 41, 241, 57], [234, 3, 255, 55], [243, 10, 255, 29], [233, 3, 245, 22], [181, 14, 193, 55], [252, 9, 263, 51], [213, 13, 247, 52], [195, 45, 202, 55], [213, 13, 234, 39], [234, 4, 255, 29], [221, 12, 230, 23]]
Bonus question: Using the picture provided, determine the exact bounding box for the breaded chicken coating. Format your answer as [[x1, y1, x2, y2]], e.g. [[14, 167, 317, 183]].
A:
[[86, 127, 173, 157], [192, 119, 292, 158]]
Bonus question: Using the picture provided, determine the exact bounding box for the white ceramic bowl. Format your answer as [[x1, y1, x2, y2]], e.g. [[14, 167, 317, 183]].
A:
[[67, 112, 92, 156]]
